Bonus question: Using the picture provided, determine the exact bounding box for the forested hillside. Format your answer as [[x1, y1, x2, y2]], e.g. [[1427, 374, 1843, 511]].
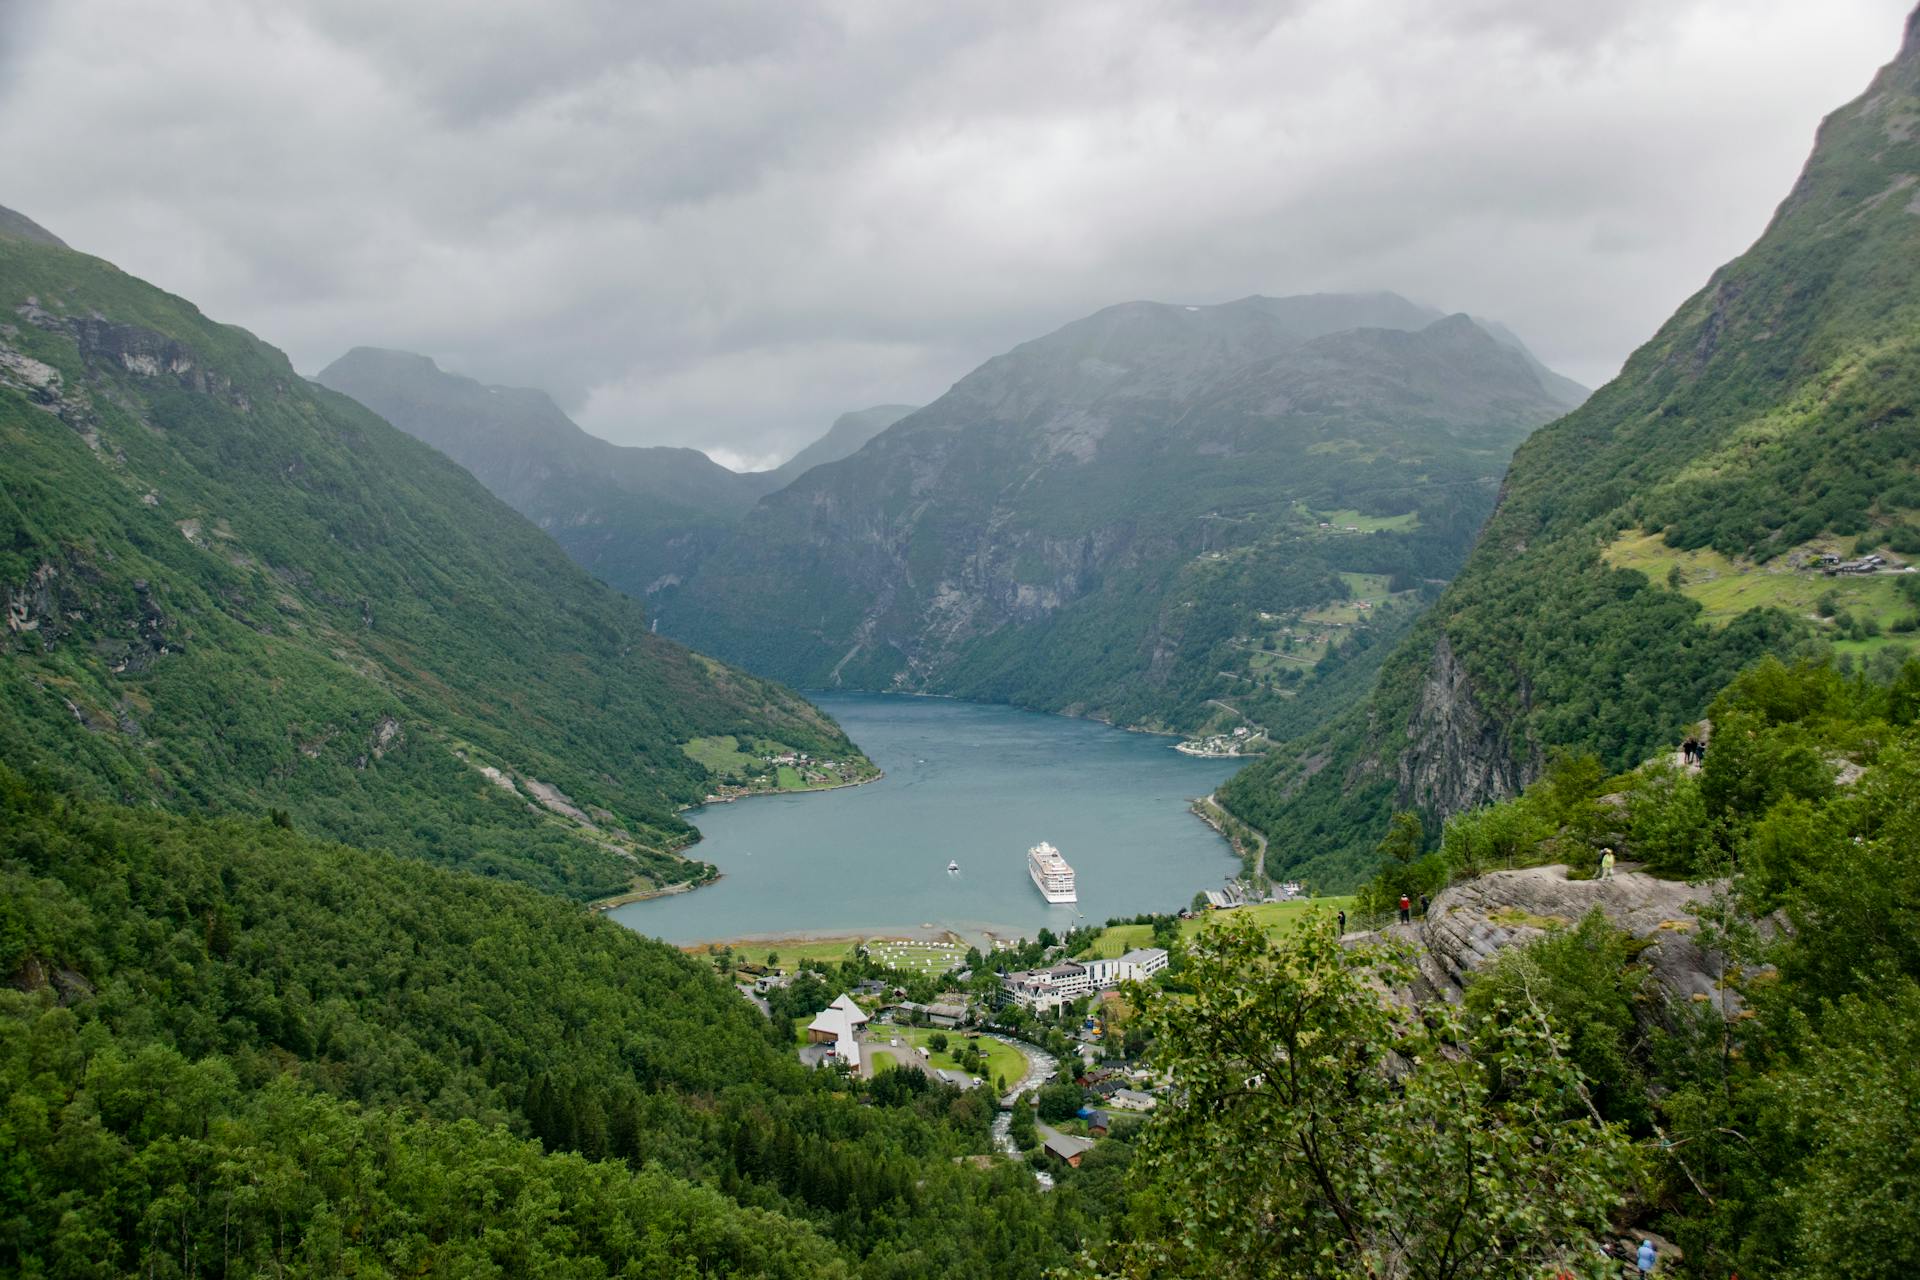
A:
[[1224, 12, 1920, 886], [0, 223, 866, 901], [1112, 654, 1920, 1279], [0, 769, 1121, 1276], [664, 295, 1583, 735]]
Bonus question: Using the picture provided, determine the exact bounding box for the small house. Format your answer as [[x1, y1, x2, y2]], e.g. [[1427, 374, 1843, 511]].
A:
[[925, 1001, 968, 1028], [1087, 1109, 1112, 1137], [1043, 1132, 1096, 1168]]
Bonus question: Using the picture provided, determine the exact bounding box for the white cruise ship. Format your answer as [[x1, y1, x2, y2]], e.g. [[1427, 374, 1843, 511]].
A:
[[1027, 841, 1078, 904]]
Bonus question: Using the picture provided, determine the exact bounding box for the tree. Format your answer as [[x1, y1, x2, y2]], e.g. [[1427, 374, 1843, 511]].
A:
[[1376, 810, 1424, 865], [1104, 914, 1636, 1279], [1010, 1100, 1038, 1150], [1037, 1078, 1084, 1124], [928, 1031, 949, 1054]]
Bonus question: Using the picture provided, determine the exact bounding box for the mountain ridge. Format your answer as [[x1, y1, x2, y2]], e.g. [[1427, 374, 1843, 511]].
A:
[[0, 228, 867, 901], [1219, 13, 1920, 885], [660, 293, 1585, 734], [317, 347, 914, 602]]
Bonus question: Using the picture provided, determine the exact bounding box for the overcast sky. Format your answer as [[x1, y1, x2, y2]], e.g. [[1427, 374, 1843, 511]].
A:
[[1, 1, 1910, 470]]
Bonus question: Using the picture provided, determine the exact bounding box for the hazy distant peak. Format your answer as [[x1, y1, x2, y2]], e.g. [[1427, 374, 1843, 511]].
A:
[[767, 403, 919, 483], [321, 346, 573, 420], [1459, 316, 1590, 408], [0, 204, 69, 249], [333, 345, 442, 372]]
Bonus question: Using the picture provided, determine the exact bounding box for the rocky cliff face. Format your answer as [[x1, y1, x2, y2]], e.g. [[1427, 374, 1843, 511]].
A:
[[1394, 634, 1533, 814]]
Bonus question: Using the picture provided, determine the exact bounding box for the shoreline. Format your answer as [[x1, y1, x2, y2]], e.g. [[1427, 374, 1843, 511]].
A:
[[679, 925, 966, 953], [676, 768, 884, 814], [799, 686, 1194, 741], [588, 874, 718, 913], [604, 767, 886, 915]]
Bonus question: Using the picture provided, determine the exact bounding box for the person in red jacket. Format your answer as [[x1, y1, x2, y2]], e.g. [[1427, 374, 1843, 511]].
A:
[[1398, 894, 1412, 924]]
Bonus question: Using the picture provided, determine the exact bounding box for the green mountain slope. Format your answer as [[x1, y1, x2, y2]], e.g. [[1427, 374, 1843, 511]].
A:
[[662, 294, 1585, 734], [0, 766, 1108, 1276], [1222, 10, 1920, 886], [316, 346, 770, 602], [316, 348, 915, 605], [0, 222, 865, 901]]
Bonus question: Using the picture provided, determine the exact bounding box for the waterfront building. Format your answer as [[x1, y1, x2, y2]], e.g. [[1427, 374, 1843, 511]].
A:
[[1001, 947, 1167, 1011], [1081, 946, 1169, 988]]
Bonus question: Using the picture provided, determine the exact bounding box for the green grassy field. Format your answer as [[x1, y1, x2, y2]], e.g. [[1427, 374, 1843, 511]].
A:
[[1318, 508, 1420, 533], [1604, 530, 1918, 655], [1075, 898, 1356, 961], [712, 937, 861, 969], [681, 734, 760, 775], [882, 1027, 1027, 1090], [709, 934, 963, 975], [775, 765, 805, 789], [1338, 571, 1394, 598]]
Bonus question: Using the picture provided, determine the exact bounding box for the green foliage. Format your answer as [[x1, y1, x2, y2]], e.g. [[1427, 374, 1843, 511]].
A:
[[1375, 808, 1424, 864], [1009, 1099, 1038, 1149], [1036, 1078, 1085, 1124], [1623, 764, 1713, 875], [1465, 910, 1655, 1134], [1107, 914, 1636, 1278], [0, 767, 1124, 1276], [0, 1039, 848, 1279], [0, 233, 865, 900]]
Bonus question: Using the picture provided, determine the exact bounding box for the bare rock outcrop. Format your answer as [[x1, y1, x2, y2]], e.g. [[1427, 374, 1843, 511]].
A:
[[1394, 633, 1535, 820], [1411, 864, 1728, 1013]]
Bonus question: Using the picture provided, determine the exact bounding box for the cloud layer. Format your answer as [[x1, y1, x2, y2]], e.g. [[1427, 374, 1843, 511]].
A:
[[0, 0, 1909, 464]]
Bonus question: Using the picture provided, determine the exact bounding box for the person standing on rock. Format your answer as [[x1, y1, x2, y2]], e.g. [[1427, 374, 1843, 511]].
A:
[[1418, 893, 1429, 917], [1636, 1239, 1657, 1274], [1398, 894, 1411, 924], [1599, 848, 1616, 880], [1336, 909, 1347, 935]]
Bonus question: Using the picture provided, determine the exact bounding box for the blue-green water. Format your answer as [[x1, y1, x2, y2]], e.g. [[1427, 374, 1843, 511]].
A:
[[610, 693, 1242, 945]]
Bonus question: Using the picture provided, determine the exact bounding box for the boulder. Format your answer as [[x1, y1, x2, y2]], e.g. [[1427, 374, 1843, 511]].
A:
[[1412, 864, 1730, 1013]]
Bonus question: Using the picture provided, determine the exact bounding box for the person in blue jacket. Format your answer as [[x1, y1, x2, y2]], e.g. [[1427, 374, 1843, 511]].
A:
[[1636, 1239, 1657, 1274]]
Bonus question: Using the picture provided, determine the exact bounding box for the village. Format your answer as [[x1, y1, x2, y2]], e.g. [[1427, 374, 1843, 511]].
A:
[[681, 734, 880, 804], [723, 933, 1177, 1176]]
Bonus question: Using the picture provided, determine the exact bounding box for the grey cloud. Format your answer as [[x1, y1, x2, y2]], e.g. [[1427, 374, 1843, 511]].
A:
[[0, 0, 1909, 463]]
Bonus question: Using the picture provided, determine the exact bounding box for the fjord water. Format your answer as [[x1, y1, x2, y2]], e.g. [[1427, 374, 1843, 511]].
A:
[[611, 693, 1241, 945]]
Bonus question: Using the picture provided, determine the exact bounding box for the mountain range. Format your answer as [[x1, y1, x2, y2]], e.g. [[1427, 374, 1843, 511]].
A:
[[0, 215, 868, 902], [316, 346, 912, 604], [1221, 6, 1920, 884], [658, 292, 1586, 733]]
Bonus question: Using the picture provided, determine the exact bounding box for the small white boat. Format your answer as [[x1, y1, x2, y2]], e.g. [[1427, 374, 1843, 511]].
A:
[[947, 859, 960, 872]]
